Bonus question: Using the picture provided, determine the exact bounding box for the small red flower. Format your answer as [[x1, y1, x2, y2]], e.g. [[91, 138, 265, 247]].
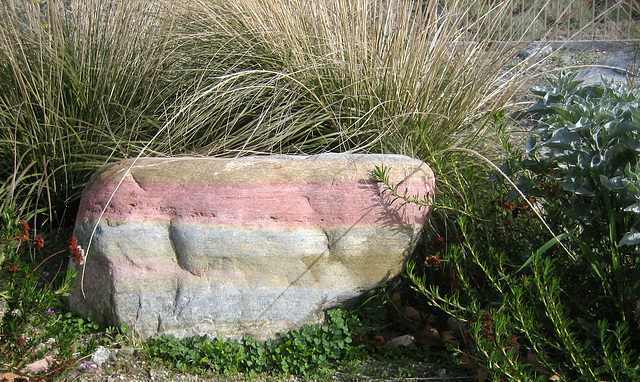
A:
[[354, 334, 367, 344], [68, 237, 84, 264], [502, 202, 516, 210], [34, 236, 44, 249], [374, 335, 387, 348], [7, 265, 19, 272], [481, 311, 494, 324], [16, 221, 29, 242], [426, 255, 442, 265], [18, 338, 26, 346], [483, 329, 495, 341]]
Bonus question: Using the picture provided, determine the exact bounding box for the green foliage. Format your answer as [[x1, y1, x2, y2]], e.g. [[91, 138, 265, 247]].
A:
[[509, 72, 640, 315], [146, 308, 362, 378], [146, 335, 246, 374], [0, 210, 102, 379], [144, 300, 438, 378], [373, 78, 640, 379]]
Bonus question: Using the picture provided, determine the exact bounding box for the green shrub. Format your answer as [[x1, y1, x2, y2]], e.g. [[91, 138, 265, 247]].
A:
[[0, 210, 102, 379], [515, 72, 640, 316], [374, 74, 640, 380]]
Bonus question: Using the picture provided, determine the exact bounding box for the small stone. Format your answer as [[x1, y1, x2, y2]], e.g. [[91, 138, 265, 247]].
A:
[[389, 334, 415, 347], [91, 346, 111, 367]]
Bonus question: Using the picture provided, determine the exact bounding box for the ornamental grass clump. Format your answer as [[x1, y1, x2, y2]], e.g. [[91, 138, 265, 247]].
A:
[[0, 0, 179, 226], [1, 0, 553, 227], [171, 0, 545, 159]]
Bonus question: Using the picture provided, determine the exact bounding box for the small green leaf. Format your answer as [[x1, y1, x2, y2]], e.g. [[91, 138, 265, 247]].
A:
[[515, 232, 571, 274], [624, 203, 640, 213], [618, 228, 640, 247]]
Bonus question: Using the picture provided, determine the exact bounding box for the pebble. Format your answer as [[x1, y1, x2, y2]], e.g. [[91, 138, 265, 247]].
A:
[[91, 346, 111, 367]]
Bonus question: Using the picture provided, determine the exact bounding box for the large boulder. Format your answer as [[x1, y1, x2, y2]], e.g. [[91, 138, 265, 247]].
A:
[[69, 153, 434, 339]]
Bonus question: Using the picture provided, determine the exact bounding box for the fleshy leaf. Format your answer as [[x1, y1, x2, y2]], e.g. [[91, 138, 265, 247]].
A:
[[624, 203, 640, 214], [618, 228, 640, 247]]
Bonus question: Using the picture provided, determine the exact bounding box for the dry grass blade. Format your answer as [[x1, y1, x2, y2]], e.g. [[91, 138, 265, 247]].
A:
[[0, 0, 179, 226], [180, 0, 551, 160]]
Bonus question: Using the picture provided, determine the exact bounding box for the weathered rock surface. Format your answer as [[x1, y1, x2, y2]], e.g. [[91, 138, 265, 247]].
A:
[[576, 46, 639, 86], [517, 42, 554, 60], [69, 154, 434, 339]]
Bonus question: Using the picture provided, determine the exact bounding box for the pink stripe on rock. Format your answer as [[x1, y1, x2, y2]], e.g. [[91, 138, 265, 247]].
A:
[[76, 179, 431, 228]]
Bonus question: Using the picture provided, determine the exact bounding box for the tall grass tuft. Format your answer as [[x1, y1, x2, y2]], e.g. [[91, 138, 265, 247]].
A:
[[170, 0, 548, 159], [0, 0, 178, 227], [0, 0, 554, 228]]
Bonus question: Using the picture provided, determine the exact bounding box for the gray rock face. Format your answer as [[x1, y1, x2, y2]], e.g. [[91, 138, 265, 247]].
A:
[[576, 46, 640, 86], [69, 154, 434, 339], [517, 42, 554, 60]]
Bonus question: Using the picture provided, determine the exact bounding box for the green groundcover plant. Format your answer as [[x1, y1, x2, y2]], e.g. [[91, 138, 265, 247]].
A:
[[145, 303, 437, 379], [374, 73, 640, 381], [0, 211, 105, 380]]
